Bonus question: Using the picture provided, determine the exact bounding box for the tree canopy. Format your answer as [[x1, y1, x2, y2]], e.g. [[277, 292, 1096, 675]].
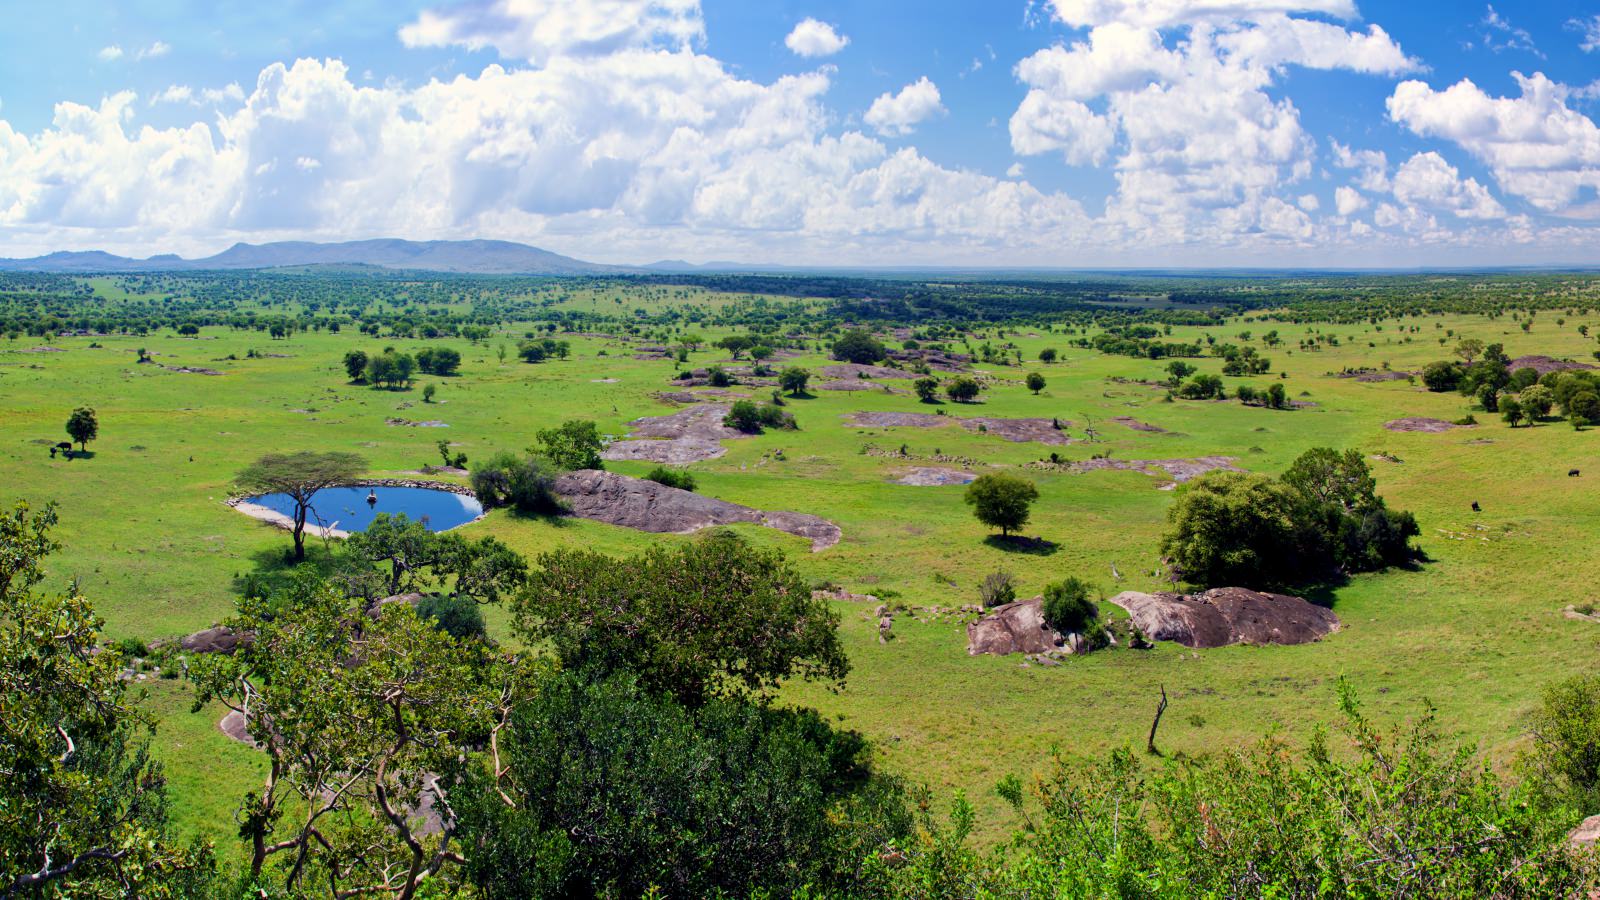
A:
[[235, 451, 366, 561]]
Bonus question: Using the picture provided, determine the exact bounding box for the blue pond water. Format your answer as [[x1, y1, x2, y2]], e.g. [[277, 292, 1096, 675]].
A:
[[250, 486, 483, 534]]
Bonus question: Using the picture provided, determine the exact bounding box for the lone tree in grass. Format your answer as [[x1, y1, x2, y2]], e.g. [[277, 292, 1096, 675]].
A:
[[65, 407, 98, 454], [946, 376, 982, 403], [964, 472, 1040, 537], [342, 349, 368, 382], [236, 451, 366, 562], [914, 376, 940, 403], [1026, 372, 1047, 395], [779, 366, 811, 397]]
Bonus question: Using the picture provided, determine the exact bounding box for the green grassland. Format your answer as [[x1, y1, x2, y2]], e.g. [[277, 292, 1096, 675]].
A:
[[5, 295, 1600, 846]]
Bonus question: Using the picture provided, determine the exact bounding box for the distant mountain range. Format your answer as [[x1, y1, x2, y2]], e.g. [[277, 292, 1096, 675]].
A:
[[0, 239, 638, 276]]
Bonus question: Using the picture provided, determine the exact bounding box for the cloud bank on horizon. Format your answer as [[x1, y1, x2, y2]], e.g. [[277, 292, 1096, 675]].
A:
[[0, 0, 1597, 266]]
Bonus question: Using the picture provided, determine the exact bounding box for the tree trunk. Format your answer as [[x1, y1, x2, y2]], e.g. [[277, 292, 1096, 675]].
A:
[[292, 503, 308, 562]]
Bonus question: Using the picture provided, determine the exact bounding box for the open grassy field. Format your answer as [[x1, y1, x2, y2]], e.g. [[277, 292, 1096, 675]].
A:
[[5, 284, 1600, 845]]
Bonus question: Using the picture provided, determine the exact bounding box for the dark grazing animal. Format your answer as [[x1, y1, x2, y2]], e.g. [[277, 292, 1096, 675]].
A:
[[1571, 469, 1582, 477], [1471, 501, 1482, 512]]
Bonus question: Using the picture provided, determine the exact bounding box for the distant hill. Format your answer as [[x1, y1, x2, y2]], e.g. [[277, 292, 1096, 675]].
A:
[[0, 239, 632, 276]]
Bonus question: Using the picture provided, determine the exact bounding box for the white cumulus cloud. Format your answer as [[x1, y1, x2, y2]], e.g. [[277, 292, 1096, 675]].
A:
[[864, 77, 945, 136], [399, 0, 703, 63], [1388, 73, 1600, 215], [784, 18, 848, 57], [1391, 151, 1505, 220]]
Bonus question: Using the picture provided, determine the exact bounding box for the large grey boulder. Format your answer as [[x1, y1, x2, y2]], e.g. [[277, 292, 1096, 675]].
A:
[[1108, 588, 1339, 649]]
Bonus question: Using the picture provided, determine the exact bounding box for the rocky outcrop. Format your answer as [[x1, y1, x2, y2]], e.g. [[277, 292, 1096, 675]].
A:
[[179, 625, 248, 655], [1108, 588, 1339, 649], [553, 470, 840, 551], [966, 597, 1098, 657]]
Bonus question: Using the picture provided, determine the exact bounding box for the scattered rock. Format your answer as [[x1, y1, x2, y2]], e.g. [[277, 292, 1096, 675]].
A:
[[161, 365, 224, 376], [812, 590, 880, 603], [553, 470, 841, 551], [1355, 370, 1414, 382], [386, 418, 449, 428], [1383, 417, 1464, 433], [1107, 588, 1339, 649], [893, 467, 978, 486], [18, 346, 66, 353]]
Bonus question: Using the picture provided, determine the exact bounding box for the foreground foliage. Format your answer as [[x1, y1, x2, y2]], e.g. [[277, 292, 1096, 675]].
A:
[[1, 503, 210, 897], [882, 682, 1593, 899]]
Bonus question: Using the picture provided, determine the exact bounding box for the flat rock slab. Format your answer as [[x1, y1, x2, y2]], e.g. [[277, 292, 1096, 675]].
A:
[[1384, 417, 1464, 433], [962, 417, 1071, 444], [844, 411, 1071, 444], [845, 411, 947, 428], [554, 470, 840, 551], [1108, 588, 1339, 649], [1068, 456, 1240, 484], [894, 467, 978, 486], [602, 404, 749, 465], [1111, 416, 1166, 432], [818, 380, 904, 394], [1511, 355, 1596, 376], [821, 363, 911, 380]]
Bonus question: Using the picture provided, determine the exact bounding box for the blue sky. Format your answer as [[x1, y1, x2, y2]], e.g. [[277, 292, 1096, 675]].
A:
[[0, 0, 1596, 266]]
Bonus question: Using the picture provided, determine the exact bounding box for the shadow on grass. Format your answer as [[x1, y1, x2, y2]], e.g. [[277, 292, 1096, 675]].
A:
[[984, 534, 1060, 556], [232, 543, 343, 599]]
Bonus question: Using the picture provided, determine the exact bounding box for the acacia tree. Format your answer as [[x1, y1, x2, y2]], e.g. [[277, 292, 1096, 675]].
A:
[[65, 406, 98, 453], [963, 473, 1040, 537], [188, 574, 524, 899], [1, 502, 209, 897], [236, 451, 366, 562]]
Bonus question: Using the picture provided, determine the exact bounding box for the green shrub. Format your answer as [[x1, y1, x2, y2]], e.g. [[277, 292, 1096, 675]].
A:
[[1041, 578, 1096, 634], [979, 571, 1016, 608], [644, 467, 697, 492], [415, 593, 487, 641]]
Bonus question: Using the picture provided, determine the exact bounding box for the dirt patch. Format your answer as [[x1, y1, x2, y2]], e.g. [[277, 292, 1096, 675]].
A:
[[1510, 355, 1597, 376], [1384, 417, 1464, 433], [1108, 588, 1339, 649], [821, 363, 911, 380], [602, 404, 749, 465], [386, 418, 449, 428], [1053, 456, 1241, 486], [553, 470, 840, 551], [961, 417, 1071, 444], [1357, 370, 1414, 382], [161, 365, 224, 376], [18, 346, 66, 353], [1111, 416, 1167, 433], [893, 467, 978, 486], [844, 411, 948, 428]]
